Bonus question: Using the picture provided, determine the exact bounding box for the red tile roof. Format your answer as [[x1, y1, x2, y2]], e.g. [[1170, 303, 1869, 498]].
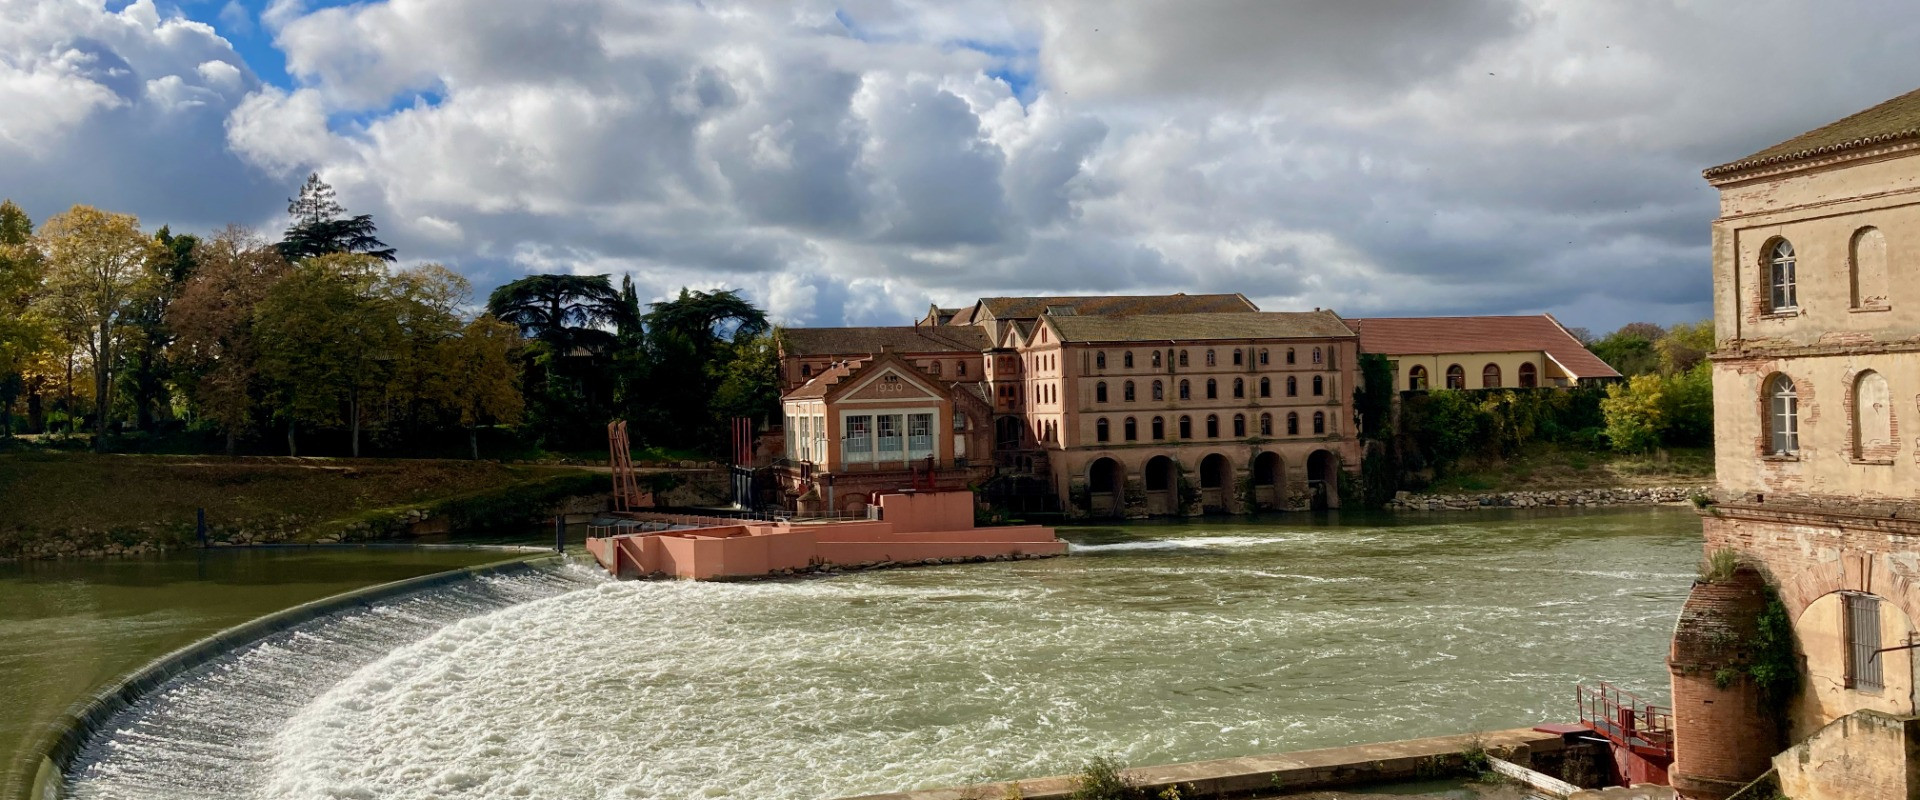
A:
[[1705, 86, 1920, 178], [1349, 315, 1620, 380], [973, 293, 1258, 320], [779, 325, 989, 357]]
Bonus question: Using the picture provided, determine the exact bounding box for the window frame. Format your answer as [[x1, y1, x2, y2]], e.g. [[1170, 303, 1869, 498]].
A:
[[1845, 593, 1884, 692], [1769, 239, 1798, 312], [1769, 374, 1800, 456]]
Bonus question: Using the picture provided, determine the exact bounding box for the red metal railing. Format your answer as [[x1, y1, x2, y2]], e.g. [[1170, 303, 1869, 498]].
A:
[[1577, 682, 1673, 758]]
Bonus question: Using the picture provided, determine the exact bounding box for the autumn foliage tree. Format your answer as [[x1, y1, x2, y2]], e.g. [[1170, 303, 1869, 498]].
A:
[[168, 227, 289, 454], [32, 205, 161, 451]]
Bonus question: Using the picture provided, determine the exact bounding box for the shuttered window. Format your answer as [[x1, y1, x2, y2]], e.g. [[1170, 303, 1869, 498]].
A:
[[1846, 593, 1884, 692]]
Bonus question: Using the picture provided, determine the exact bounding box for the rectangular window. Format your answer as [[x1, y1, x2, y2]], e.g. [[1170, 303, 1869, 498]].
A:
[[784, 415, 796, 459], [1846, 593, 1884, 692], [845, 415, 873, 462], [907, 413, 935, 458], [814, 415, 826, 464], [798, 415, 811, 461], [877, 415, 904, 456]]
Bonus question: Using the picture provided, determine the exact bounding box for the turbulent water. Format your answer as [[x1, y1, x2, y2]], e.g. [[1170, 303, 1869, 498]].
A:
[[65, 509, 1700, 800]]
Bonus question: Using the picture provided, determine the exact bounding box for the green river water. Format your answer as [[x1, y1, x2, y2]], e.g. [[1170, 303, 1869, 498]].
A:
[[7, 507, 1703, 800]]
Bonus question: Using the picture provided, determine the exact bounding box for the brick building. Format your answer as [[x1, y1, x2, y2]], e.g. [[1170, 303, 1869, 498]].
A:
[[773, 294, 1363, 517], [1668, 87, 1920, 800]]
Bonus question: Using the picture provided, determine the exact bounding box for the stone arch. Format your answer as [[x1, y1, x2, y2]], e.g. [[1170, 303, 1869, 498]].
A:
[[1086, 456, 1123, 517], [1306, 449, 1337, 510], [1251, 451, 1284, 510], [1198, 453, 1233, 513], [1851, 226, 1889, 310], [1143, 455, 1178, 515]]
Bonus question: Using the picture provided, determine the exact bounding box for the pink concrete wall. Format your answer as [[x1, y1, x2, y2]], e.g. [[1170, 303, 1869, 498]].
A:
[[877, 491, 975, 532], [817, 538, 1066, 564]]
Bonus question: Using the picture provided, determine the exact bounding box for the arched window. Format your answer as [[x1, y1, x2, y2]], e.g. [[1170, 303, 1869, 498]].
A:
[[1179, 380, 1191, 400], [1206, 414, 1220, 438], [1517, 363, 1536, 388], [801, 363, 813, 378], [1096, 381, 1108, 403], [1152, 350, 1163, 368], [1096, 351, 1107, 370], [1287, 376, 1298, 396], [1096, 417, 1110, 442], [1286, 348, 1297, 365], [1313, 411, 1326, 434], [1206, 349, 1217, 366], [1854, 370, 1891, 459], [1769, 239, 1798, 311], [1408, 365, 1429, 391], [1233, 414, 1246, 437], [930, 361, 943, 376], [1124, 417, 1138, 441], [1769, 375, 1799, 456], [1312, 347, 1323, 365], [1233, 349, 1244, 366], [1482, 364, 1501, 389], [1852, 227, 1889, 310], [1206, 379, 1218, 399], [1260, 377, 1271, 397], [1152, 416, 1165, 439], [1152, 380, 1165, 401], [1179, 350, 1190, 367], [1260, 413, 1273, 435], [1124, 381, 1136, 402], [1259, 349, 1270, 365], [1179, 415, 1193, 439], [1445, 364, 1466, 390], [1286, 412, 1299, 435], [1233, 378, 1245, 398], [957, 361, 967, 376], [1312, 375, 1324, 396], [1124, 351, 1135, 368]]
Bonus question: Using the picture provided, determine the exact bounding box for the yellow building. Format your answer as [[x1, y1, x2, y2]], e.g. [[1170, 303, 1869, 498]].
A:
[[1349, 315, 1620, 390]]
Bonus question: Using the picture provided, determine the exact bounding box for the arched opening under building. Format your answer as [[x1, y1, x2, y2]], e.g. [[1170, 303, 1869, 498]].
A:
[[1143, 455, 1178, 515], [1198, 453, 1232, 513], [1251, 451, 1284, 510], [995, 417, 1023, 451], [1087, 457, 1123, 517], [1306, 449, 1337, 510]]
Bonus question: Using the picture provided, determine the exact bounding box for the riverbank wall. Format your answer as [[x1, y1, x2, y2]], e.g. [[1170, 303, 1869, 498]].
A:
[[19, 551, 564, 800], [1387, 485, 1709, 511], [838, 726, 1608, 800]]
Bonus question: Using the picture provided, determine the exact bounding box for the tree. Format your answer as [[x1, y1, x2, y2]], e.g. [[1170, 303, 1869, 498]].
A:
[[1657, 320, 1715, 375], [0, 200, 48, 437], [255, 254, 399, 456], [441, 316, 525, 459], [384, 263, 472, 438], [710, 330, 780, 427], [33, 205, 160, 451], [644, 287, 769, 361], [488, 274, 632, 446], [1601, 374, 1665, 453], [276, 173, 396, 263], [486, 274, 630, 353], [169, 227, 289, 454], [120, 226, 199, 431], [641, 288, 772, 451], [1589, 325, 1662, 377]]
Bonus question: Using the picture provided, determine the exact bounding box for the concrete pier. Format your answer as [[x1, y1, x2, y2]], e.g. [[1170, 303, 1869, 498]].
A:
[[837, 727, 1580, 800]]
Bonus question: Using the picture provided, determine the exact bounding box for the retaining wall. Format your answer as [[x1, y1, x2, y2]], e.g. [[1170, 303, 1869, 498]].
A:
[[20, 550, 564, 800], [1387, 486, 1709, 511]]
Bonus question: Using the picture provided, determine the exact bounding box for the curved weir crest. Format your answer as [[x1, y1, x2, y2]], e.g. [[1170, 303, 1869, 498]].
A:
[[65, 510, 1700, 800]]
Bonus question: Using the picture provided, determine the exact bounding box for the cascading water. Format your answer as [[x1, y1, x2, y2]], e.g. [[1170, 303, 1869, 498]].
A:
[[64, 509, 1700, 800]]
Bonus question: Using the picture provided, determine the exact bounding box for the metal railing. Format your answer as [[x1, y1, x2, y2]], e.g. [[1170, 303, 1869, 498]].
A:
[[1577, 682, 1673, 756]]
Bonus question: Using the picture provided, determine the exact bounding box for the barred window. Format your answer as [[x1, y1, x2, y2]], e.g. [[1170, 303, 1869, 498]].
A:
[[1846, 593, 1884, 692]]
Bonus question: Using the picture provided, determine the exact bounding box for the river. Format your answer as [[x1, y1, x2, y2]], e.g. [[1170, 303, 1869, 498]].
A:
[[28, 507, 1701, 800]]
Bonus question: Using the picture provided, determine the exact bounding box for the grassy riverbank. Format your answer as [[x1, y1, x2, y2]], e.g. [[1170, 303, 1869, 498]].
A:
[[0, 452, 607, 558], [1421, 444, 1713, 494]]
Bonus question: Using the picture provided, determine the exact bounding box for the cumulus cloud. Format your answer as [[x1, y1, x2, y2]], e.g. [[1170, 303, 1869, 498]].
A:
[[9, 0, 1920, 331]]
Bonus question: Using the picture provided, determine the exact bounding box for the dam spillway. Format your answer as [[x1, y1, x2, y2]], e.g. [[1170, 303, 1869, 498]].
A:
[[62, 509, 1699, 800]]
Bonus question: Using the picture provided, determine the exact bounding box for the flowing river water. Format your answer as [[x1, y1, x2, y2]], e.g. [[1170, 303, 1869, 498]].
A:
[[20, 507, 1701, 800]]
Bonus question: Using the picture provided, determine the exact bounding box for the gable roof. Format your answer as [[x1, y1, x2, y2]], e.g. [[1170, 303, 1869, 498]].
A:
[[784, 352, 948, 402], [1042, 310, 1355, 343], [1705, 87, 1920, 178], [973, 293, 1258, 321], [1348, 315, 1620, 379], [780, 325, 988, 357]]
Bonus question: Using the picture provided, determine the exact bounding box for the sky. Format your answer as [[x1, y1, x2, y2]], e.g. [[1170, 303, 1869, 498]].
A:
[[3, 0, 1918, 333]]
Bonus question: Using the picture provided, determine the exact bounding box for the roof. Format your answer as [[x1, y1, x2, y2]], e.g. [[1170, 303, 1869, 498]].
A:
[[784, 359, 865, 400], [1043, 311, 1355, 343], [782, 352, 946, 402], [1705, 87, 1920, 178], [973, 293, 1258, 320], [780, 325, 988, 357], [1348, 315, 1620, 379]]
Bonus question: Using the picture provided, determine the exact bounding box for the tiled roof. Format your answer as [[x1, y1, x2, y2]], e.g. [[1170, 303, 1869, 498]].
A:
[[1705, 87, 1920, 178], [1044, 311, 1354, 343], [977, 293, 1258, 320], [784, 359, 866, 400], [780, 325, 988, 356], [1348, 315, 1620, 379]]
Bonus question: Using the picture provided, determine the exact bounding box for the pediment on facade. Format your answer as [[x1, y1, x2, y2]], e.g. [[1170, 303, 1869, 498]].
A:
[[838, 365, 941, 403]]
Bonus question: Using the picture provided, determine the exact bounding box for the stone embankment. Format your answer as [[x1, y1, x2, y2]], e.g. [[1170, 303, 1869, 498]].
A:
[[1387, 485, 1709, 511]]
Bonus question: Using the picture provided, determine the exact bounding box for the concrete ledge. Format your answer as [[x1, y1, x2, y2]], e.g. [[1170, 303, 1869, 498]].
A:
[[835, 727, 1566, 800], [20, 551, 567, 800]]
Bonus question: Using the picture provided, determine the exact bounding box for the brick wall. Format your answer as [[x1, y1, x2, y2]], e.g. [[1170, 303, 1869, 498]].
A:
[[1668, 569, 1777, 800]]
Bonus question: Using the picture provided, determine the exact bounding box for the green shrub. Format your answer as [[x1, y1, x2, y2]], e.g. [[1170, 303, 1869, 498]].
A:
[[1069, 757, 1146, 800], [1700, 547, 1740, 582]]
